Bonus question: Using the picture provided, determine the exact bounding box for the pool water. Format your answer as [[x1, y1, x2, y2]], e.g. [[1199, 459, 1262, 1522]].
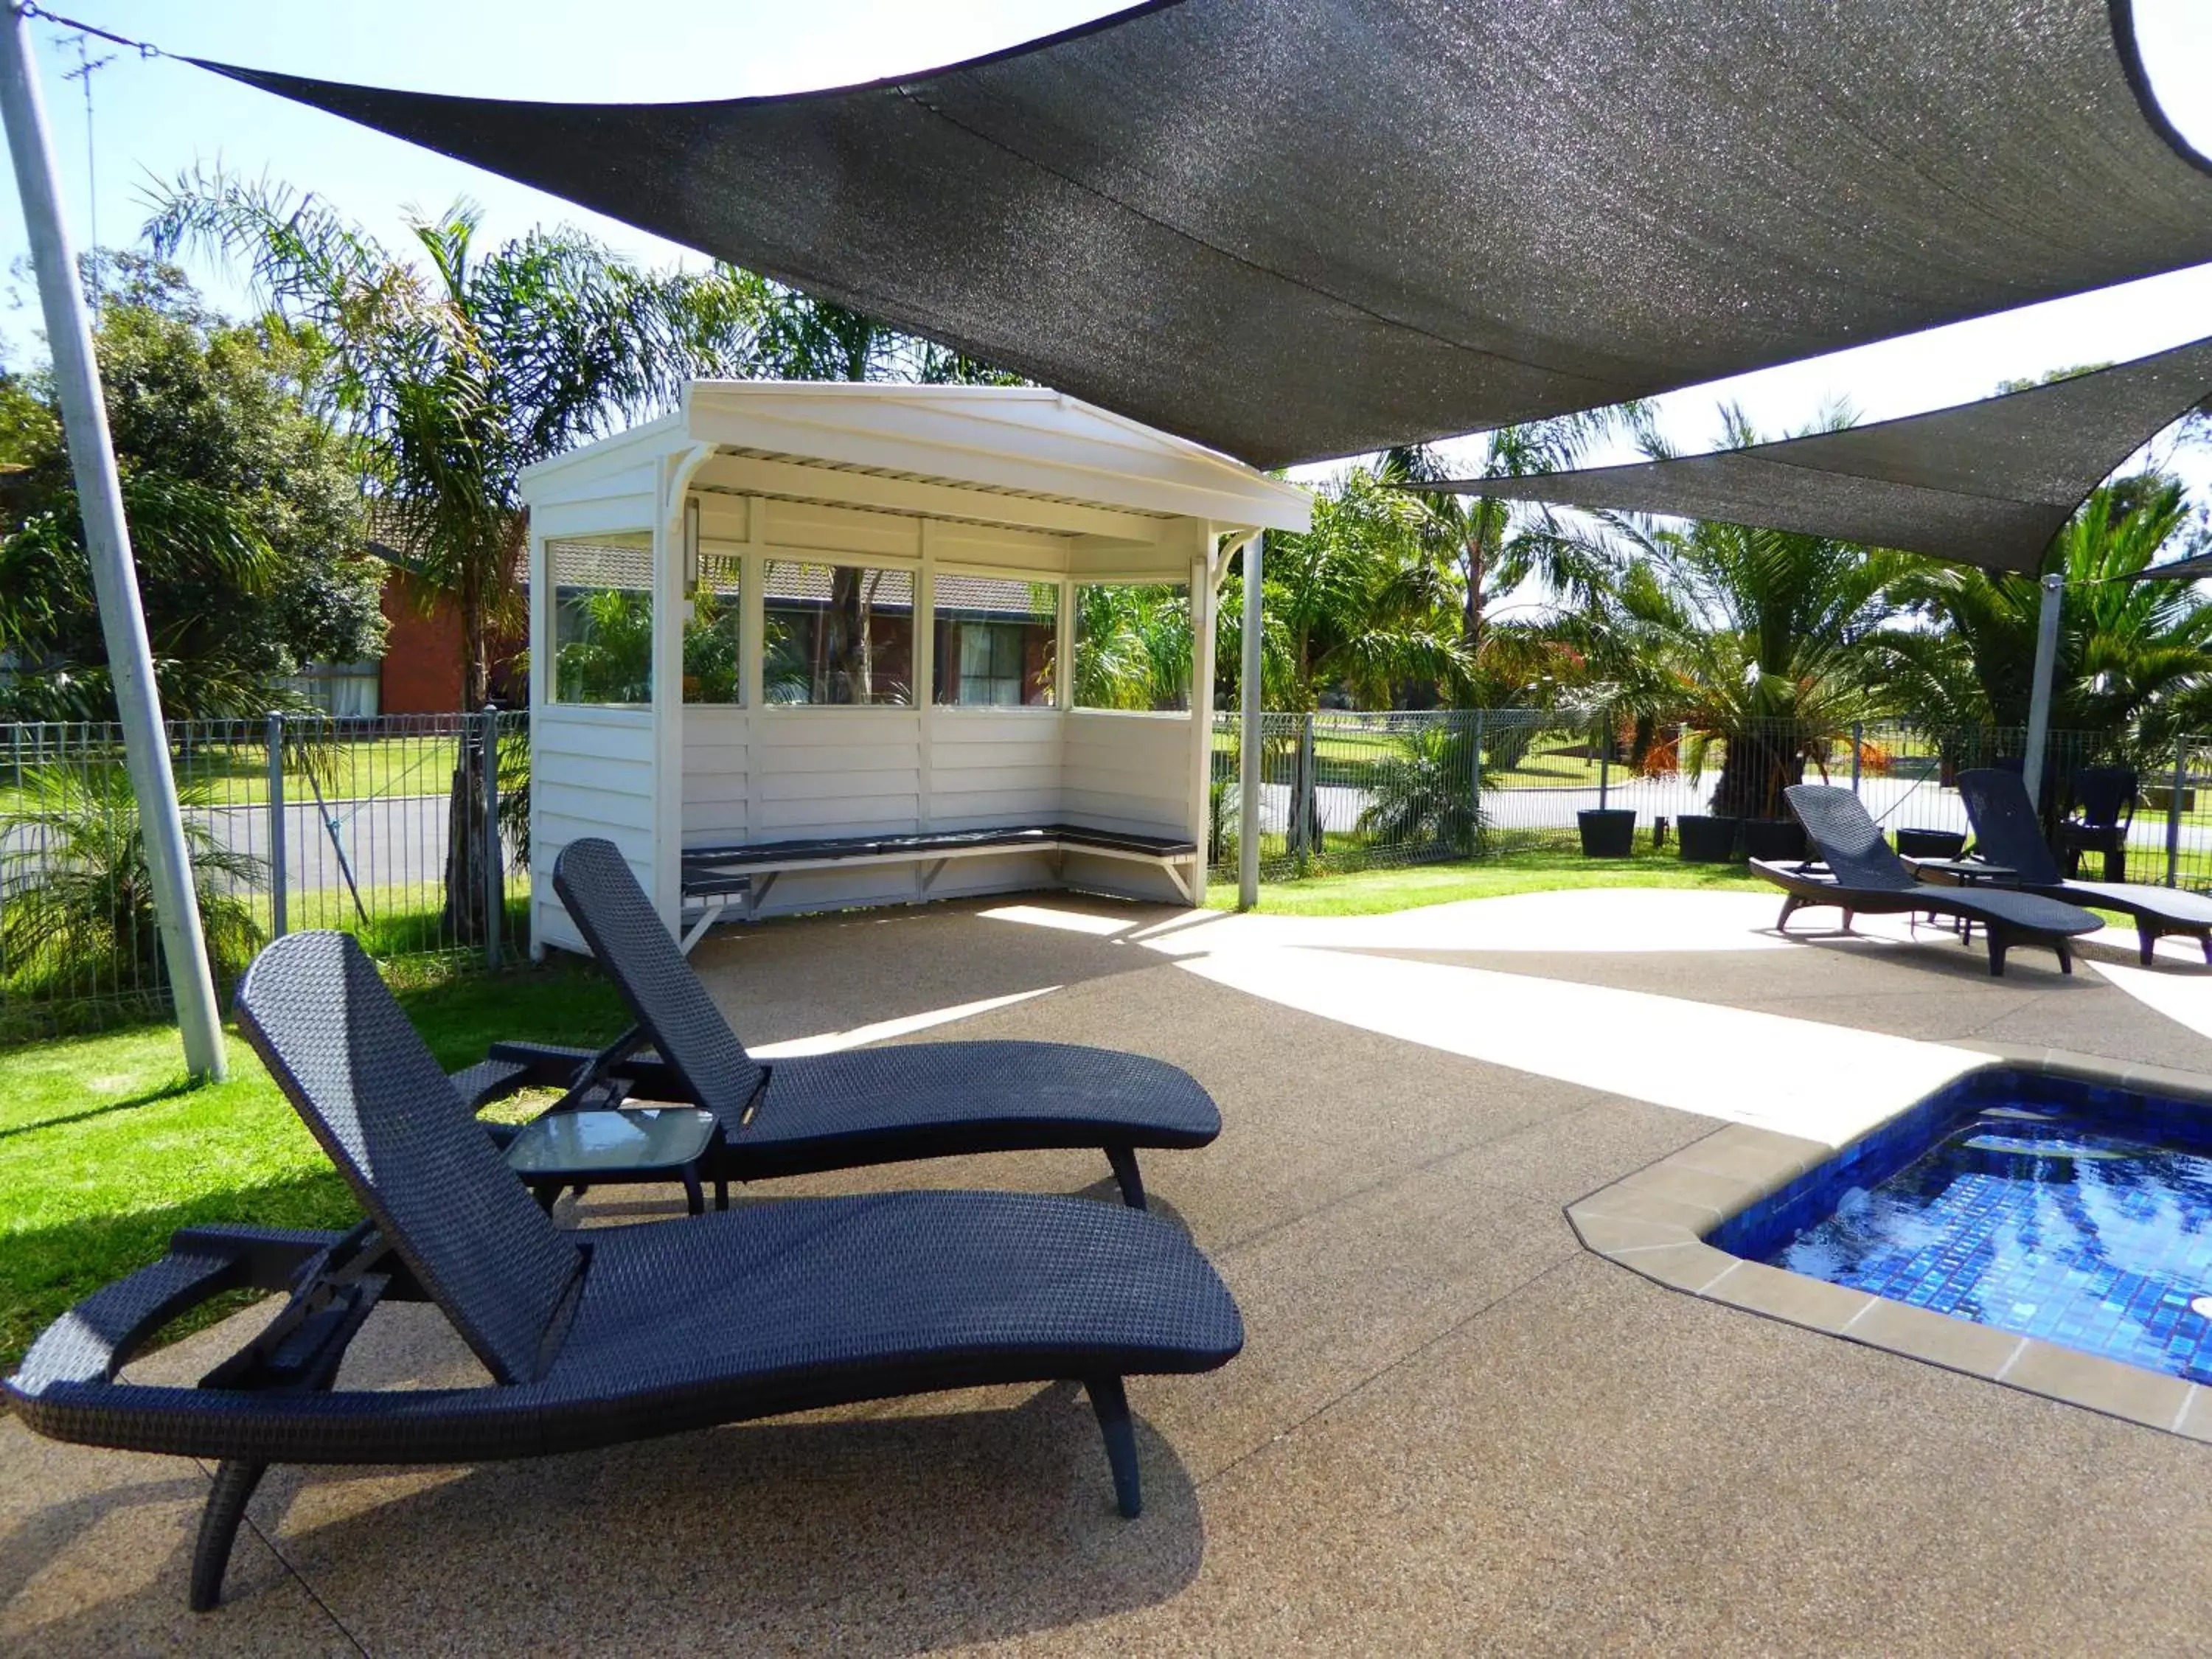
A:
[[1712, 1069, 2212, 1385]]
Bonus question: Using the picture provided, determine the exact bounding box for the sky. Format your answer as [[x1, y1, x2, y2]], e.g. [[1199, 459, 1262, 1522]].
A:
[[4, 0, 2212, 487]]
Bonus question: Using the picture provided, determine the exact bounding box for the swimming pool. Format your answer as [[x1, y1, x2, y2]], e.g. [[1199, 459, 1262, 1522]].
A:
[[1711, 1068, 2212, 1385]]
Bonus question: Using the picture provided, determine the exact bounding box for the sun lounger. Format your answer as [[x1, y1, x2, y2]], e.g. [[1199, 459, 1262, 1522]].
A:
[[1752, 785, 2101, 976], [545, 837, 1218, 1209], [2, 932, 1243, 1611], [1958, 768, 2212, 964]]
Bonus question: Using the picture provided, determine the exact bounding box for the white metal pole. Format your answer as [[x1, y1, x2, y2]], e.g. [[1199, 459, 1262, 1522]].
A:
[[1, 5, 226, 1079], [1238, 532, 1263, 909], [2022, 572, 2064, 811]]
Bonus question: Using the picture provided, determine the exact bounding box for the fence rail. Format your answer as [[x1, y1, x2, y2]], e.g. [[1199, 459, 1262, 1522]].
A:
[[1, 710, 526, 1040], [1209, 709, 2212, 891]]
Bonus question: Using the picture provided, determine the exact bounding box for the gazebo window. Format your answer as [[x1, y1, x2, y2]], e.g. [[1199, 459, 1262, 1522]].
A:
[[549, 534, 653, 705], [763, 559, 916, 706], [1072, 581, 1192, 712], [933, 576, 1057, 707], [684, 552, 742, 704]]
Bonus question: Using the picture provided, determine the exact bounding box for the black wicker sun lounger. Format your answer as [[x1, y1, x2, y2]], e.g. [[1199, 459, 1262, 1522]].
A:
[[1957, 767, 2212, 965], [1751, 785, 2101, 977], [541, 837, 1218, 1209], [2, 933, 1243, 1613]]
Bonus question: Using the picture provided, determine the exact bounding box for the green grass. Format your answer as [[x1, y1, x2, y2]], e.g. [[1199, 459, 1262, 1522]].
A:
[[0, 963, 627, 1377], [1, 734, 464, 813], [1208, 846, 1766, 916], [1208, 726, 1638, 793]]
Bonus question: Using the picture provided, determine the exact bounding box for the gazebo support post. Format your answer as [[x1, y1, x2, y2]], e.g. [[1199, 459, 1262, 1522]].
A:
[[0, 7, 226, 1079], [1238, 532, 1264, 909], [2023, 571, 2065, 810]]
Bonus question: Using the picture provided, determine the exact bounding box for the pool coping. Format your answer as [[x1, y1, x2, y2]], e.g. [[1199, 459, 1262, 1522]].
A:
[[1566, 1043, 2212, 1441]]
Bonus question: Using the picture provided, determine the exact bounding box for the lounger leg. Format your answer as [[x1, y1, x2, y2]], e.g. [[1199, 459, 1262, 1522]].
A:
[[2056, 938, 2074, 976], [2201, 935, 2211, 966], [1105, 1145, 1148, 1211], [1775, 895, 1803, 933], [189, 1458, 267, 1613], [681, 1166, 704, 1217], [1086, 1376, 1141, 1519], [1986, 929, 2009, 978], [2141, 924, 2157, 967]]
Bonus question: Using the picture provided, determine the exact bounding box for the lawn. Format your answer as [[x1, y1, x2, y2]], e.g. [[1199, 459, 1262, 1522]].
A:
[[1209, 846, 1767, 916], [0, 963, 627, 1377], [1, 731, 466, 814]]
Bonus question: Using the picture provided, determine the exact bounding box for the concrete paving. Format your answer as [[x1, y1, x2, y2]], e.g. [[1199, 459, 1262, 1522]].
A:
[[10, 885, 2212, 1654]]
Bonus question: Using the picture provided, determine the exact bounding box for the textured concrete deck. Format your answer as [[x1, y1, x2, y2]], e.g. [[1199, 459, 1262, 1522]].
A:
[[10, 888, 2212, 1654]]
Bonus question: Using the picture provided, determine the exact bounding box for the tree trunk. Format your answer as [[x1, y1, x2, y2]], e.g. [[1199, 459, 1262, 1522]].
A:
[[1711, 726, 1805, 820], [442, 576, 497, 945]]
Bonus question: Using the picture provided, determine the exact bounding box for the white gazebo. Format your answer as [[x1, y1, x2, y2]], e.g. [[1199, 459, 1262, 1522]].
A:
[[521, 381, 1311, 956]]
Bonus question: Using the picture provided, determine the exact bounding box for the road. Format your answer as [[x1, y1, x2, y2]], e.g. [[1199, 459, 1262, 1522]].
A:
[[1, 793, 462, 907], [1255, 769, 2212, 875]]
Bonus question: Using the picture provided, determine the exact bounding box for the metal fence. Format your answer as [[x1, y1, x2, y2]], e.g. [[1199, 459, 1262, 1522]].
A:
[[1209, 709, 2212, 890], [1, 710, 526, 1039]]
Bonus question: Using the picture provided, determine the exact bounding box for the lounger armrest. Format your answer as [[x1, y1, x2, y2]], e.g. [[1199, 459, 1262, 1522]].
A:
[[9, 1227, 344, 1394], [484, 1040, 608, 1083]]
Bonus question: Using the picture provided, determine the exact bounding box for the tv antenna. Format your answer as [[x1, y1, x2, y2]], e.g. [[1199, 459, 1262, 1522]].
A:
[[58, 29, 114, 300]]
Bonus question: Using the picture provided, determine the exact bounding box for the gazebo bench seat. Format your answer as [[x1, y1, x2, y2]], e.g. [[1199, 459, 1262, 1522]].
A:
[[675, 823, 1200, 947]]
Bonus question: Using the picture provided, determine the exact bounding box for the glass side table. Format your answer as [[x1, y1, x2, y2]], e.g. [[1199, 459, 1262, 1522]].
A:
[[504, 1107, 722, 1216], [1902, 857, 2019, 943]]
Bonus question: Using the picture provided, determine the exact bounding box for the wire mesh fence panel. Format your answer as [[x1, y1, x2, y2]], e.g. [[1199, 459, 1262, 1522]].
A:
[[0, 710, 528, 1039], [1206, 708, 2170, 883]]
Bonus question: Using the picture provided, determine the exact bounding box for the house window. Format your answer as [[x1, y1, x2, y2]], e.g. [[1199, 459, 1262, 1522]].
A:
[[763, 560, 915, 706], [684, 553, 742, 704], [550, 535, 653, 705], [933, 577, 1057, 707], [1072, 582, 1192, 711]]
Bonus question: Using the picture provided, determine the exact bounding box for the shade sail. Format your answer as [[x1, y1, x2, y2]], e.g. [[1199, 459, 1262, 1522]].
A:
[[1408, 337, 2212, 571], [201, 0, 2212, 468]]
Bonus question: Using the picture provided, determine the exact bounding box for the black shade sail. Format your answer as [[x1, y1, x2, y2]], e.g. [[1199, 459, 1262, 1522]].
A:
[[1409, 337, 2212, 572], [201, 0, 2212, 468]]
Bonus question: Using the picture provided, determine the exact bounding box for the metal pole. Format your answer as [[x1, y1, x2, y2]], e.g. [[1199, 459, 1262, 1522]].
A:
[[1597, 721, 1610, 810], [1238, 532, 1263, 909], [1, 9, 226, 1079], [2022, 572, 2065, 811], [265, 712, 287, 937], [2168, 737, 2187, 890], [1849, 721, 1863, 795], [482, 706, 503, 969], [1471, 708, 1485, 855]]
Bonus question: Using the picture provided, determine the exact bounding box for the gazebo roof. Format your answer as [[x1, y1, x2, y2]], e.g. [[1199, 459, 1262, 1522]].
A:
[[205, 0, 2212, 468], [522, 380, 1314, 534], [1407, 336, 2212, 572]]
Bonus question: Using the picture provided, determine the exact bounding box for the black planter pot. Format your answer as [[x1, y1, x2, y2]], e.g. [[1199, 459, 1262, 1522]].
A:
[[1740, 818, 1809, 863], [1677, 814, 1742, 863], [1892, 827, 1967, 860], [1577, 808, 1635, 858]]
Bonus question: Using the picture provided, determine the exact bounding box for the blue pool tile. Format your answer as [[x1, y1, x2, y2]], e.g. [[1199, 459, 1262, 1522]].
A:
[[1715, 1067, 2212, 1385]]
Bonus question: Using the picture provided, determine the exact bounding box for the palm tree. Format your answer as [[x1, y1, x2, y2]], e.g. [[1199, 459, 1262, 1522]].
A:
[[1381, 409, 1641, 672], [1213, 466, 1472, 854], [1882, 473, 2212, 757], [1594, 409, 1912, 820], [1, 764, 262, 1000], [1074, 582, 1192, 712], [148, 175, 762, 938]]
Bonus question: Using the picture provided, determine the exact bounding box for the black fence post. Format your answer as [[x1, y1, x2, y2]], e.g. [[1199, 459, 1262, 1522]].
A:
[[265, 712, 287, 938], [482, 705, 504, 970]]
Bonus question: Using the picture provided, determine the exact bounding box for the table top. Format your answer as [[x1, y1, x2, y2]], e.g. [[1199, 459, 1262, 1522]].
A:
[[506, 1107, 716, 1178], [1907, 858, 2017, 883]]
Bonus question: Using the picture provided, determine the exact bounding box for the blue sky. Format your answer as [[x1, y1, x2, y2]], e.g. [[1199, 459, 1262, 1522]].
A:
[[5, 0, 2212, 480]]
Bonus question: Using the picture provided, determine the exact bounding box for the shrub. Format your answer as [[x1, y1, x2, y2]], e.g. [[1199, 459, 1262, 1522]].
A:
[[0, 762, 262, 1001]]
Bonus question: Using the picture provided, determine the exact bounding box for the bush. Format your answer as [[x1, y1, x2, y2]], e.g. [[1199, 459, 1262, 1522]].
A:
[[0, 762, 262, 1001], [1359, 723, 1481, 857]]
